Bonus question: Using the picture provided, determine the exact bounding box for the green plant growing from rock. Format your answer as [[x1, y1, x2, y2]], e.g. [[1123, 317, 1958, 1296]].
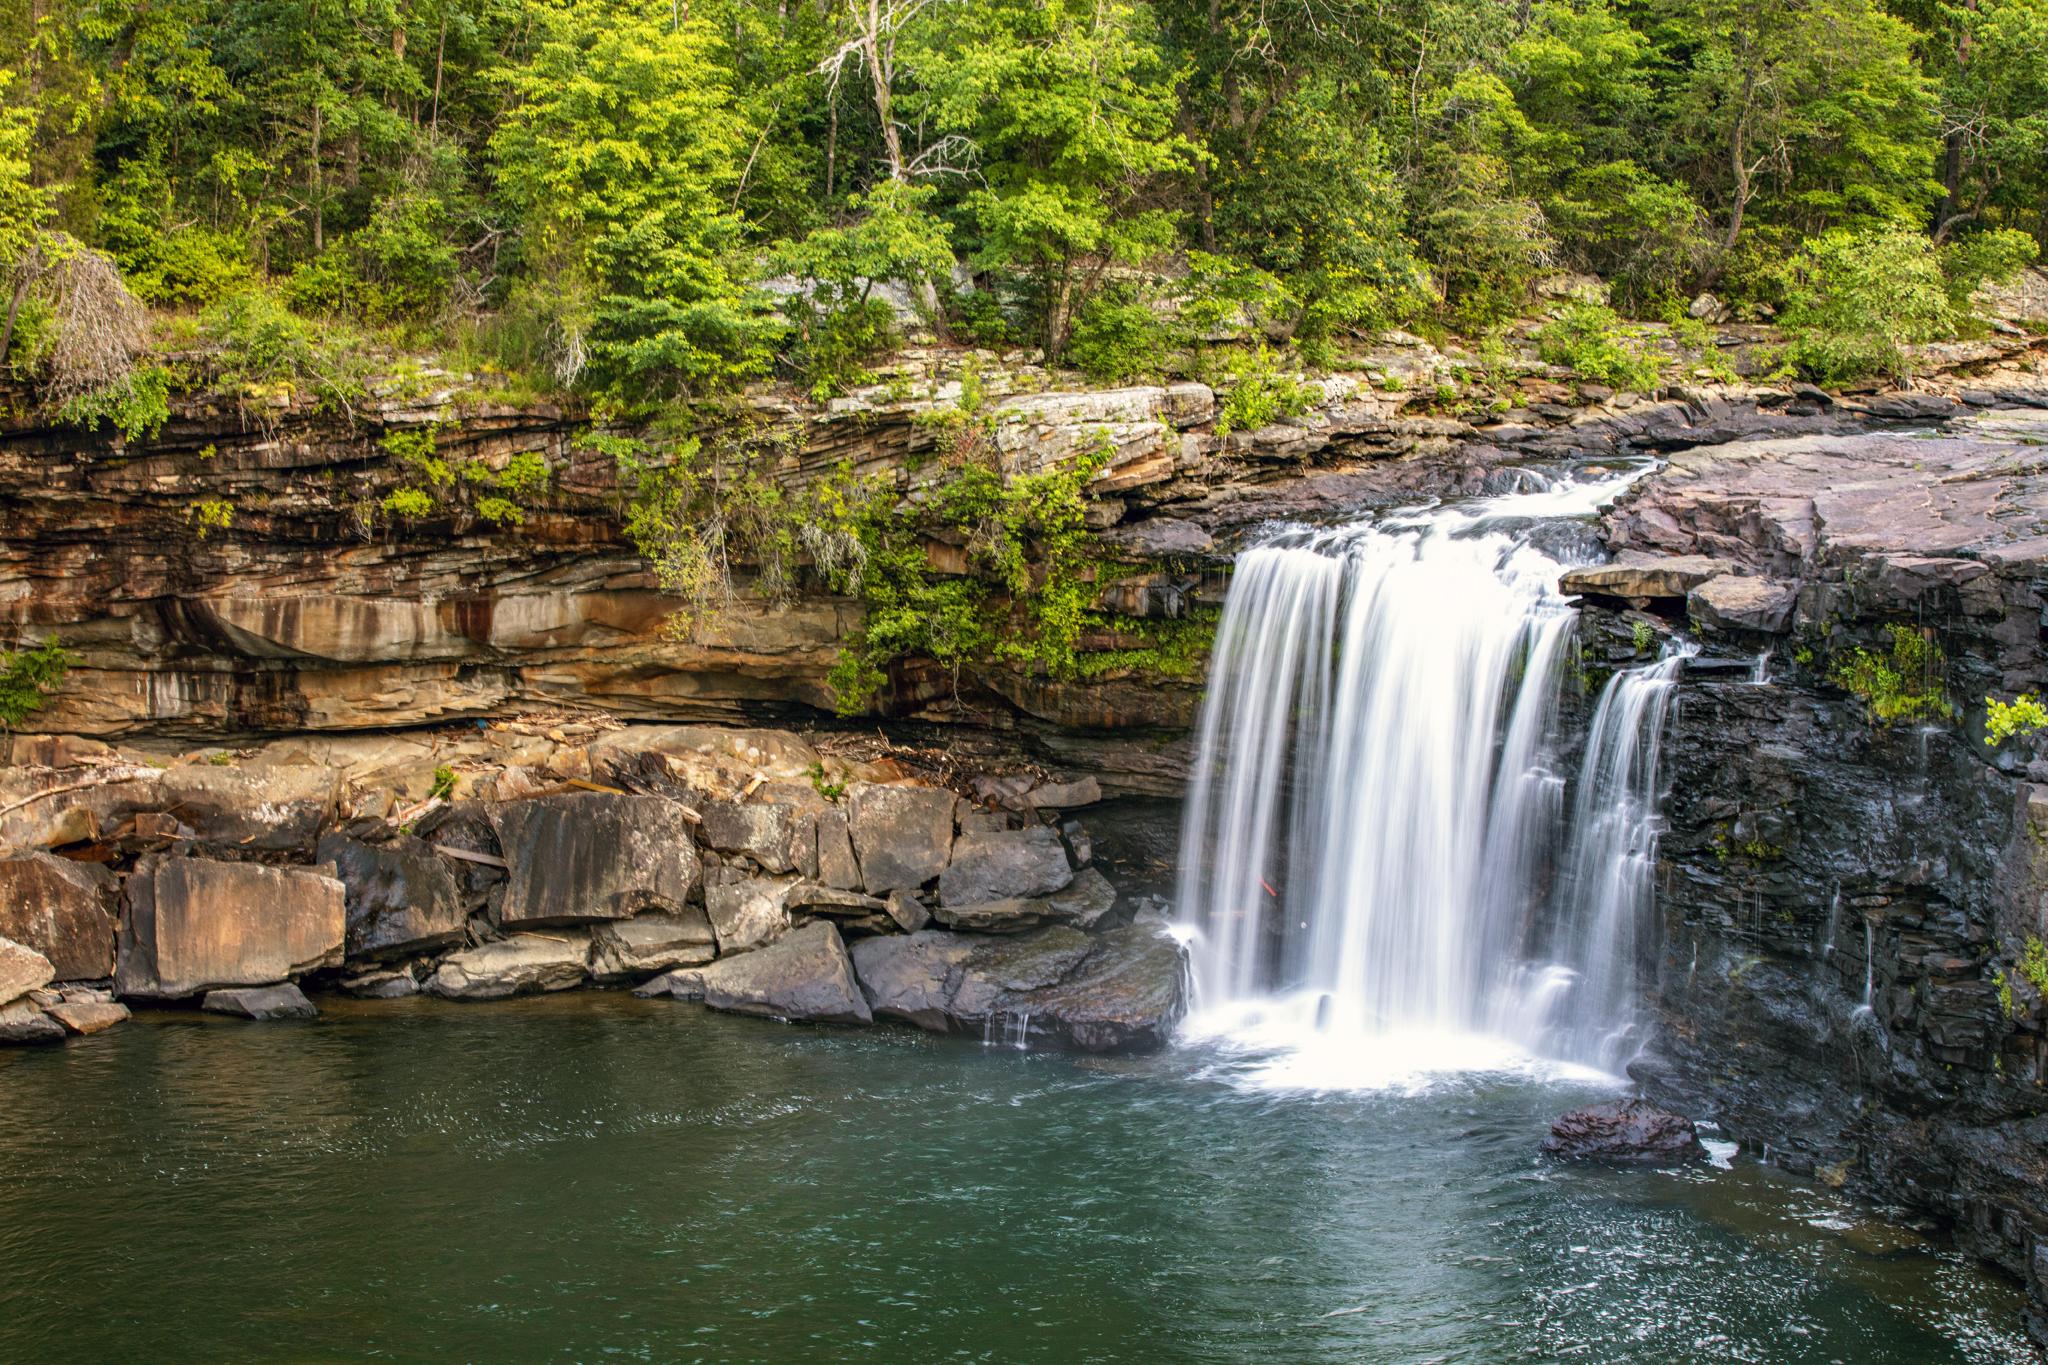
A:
[[429, 765, 458, 801], [1828, 624, 1950, 725], [1985, 693, 2048, 747], [0, 638, 76, 734], [189, 497, 235, 538], [807, 762, 846, 802]]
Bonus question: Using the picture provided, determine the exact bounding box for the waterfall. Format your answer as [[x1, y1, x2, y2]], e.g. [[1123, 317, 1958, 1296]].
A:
[[1176, 471, 1684, 1081], [1524, 644, 1690, 1070]]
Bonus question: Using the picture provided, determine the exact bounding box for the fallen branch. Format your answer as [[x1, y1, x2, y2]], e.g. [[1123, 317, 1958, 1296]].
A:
[[433, 843, 509, 869]]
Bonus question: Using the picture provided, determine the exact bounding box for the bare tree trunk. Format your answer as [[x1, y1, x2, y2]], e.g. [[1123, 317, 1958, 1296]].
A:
[[310, 101, 325, 254], [0, 269, 33, 367]]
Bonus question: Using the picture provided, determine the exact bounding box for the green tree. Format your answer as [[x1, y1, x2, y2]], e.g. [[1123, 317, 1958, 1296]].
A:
[[492, 0, 776, 399], [925, 0, 1197, 362]]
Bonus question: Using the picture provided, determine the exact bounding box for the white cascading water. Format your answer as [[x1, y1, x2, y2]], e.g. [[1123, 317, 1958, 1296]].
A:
[[1176, 470, 1685, 1085]]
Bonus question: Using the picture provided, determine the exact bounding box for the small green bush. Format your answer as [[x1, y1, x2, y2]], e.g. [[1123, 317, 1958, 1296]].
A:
[[55, 363, 173, 441], [1534, 302, 1665, 391], [1066, 288, 1168, 384], [1829, 624, 1949, 724], [1215, 344, 1315, 437], [1781, 229, 1954, 384], [1986, 693, 2048, 746]]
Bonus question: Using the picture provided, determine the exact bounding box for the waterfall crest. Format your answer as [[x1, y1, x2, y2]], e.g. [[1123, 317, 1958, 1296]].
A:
[[1176, 473, 1683, 1082]]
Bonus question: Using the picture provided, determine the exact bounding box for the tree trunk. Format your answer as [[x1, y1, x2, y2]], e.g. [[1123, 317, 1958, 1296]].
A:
[[310, 100, 325, 254], [0, 268, 33, 367]]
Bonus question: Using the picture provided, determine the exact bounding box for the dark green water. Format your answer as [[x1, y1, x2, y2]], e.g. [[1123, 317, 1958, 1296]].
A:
[[0, 994, 2028, 1363]]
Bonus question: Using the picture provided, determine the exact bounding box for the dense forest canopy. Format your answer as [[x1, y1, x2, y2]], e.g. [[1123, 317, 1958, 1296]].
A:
[[1, 0, 2044, 416]]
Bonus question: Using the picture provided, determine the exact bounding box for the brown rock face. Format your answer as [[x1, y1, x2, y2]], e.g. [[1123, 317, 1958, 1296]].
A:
[[0, 935, 55, 1004], [0, 852, 117, 980], [115, 856, 346, 999]]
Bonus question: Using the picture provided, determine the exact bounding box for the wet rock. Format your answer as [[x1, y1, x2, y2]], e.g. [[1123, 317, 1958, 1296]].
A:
[[588, 910, 717, 981], [938, 826, 1074, 906], [928, 896, 1060, 933], [488, 794, 699, 927], [704, 877, 794, 953], [115, 856, 345, 999], [850, 921, 1188, 1052], [1542, 1099, 1707, 1164], [426, 932, 592, 1000], [0, 853, 117, 980], [702, 800, 805, 874], [340, 968, 420, 999], [694, 920, 871, 1025], [0, 935, 55, 1005], [202, 983, 319, 1021], [1020, 777, 1103, 811], [1687, 574, 1797, 635], [0, 998, 64, 1044], [315, 831, 468, 960], [847, 784, 956, 893], [814, 807, 862, 889], [632, 965, 707, 1000]]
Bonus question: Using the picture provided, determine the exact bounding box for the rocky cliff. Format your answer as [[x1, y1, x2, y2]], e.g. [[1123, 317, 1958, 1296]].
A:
[[1560, 405, 2048, 1340]]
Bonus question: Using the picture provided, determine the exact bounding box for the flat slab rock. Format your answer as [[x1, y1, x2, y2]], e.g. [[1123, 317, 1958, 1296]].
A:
[[427, 932, 591, 1000], [1542, 1099, 1707, 1165], [850, 921, 1188, 1053], [202, 984, 319, 1021], [937, 826, 1074, 906], [115, 855, 345, 999], [0, 852, 117, 981], [0, 998, 65, 1044], [44, 998, 130, 1035], [488, 794, 699, 927]]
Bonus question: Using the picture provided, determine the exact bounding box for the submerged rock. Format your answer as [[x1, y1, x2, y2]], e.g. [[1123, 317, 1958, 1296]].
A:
[[202, 983, 319, 1021], [114, 856, 345, 999], [1542, 1099, 1707, 1165], [426, 932, 591, 1000], [851, 921, 1188, 1052], [693, 920, 870, 1025]]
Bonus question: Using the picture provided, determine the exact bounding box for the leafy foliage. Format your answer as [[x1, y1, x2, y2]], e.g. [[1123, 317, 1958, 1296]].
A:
[[0, 638, 76, 732], [1829, 624, 1950, 724], [1535, 303, 1666, 391]]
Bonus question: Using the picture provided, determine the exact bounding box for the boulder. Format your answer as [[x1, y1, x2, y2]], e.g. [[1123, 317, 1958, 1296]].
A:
[[315, 832, 468, 960], [938, 826, 1074, 906], [43, 998, 128, 1035], [202, 983, 319, 1021], [115, 856, 345, 1000], [0, 853, 117, 980], [1687, 574, 1798, 635], [588, 910, 717, 981], [847, 784, 956, 893], [488, 794, 699, 927], [851, 922, 1188, 1052], [0, 998, 64, 1044], [694, 921, 871, 1025], [0, 935, 55, 1005], [426, 931, 592, 1000], [814, 807, 863, 889], [704, 877, 794, 954], [702, 801, 805, 874], [1542, 1099, 1707, 1164], [1048, 866, 1119, 929]]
